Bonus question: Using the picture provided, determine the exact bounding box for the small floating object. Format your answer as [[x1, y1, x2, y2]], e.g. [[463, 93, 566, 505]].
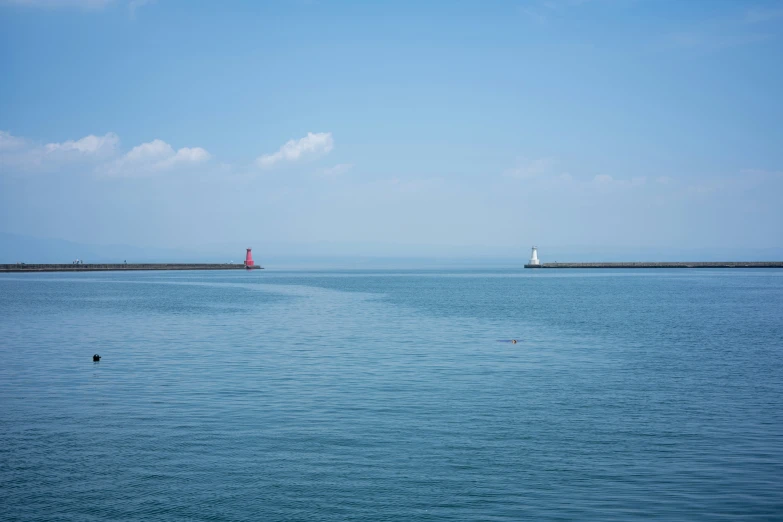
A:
[[496, 339, 522, 344], [93, 354, 101, 362]]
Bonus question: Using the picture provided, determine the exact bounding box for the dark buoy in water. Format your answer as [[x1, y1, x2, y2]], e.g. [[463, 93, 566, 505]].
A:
[[93, 354, 101, 362], [511, 339, 517, 344]]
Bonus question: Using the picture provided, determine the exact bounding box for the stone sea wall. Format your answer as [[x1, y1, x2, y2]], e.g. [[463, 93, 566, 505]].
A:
[[0, 263, 262, 272], [524, 262, 783, 268]]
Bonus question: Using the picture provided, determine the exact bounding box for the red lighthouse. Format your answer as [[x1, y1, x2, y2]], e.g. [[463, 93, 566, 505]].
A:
[[244, 248, 255, 267]]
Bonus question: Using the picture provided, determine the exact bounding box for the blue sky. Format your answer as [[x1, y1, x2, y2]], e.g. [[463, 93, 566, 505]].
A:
[[1, 0, 782, 258]]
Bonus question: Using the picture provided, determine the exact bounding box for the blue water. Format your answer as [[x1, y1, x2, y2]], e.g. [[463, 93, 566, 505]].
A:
[[1, 269, 782, 520]]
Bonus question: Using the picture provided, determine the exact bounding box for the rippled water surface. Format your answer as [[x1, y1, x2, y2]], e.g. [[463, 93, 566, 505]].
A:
[[1, 268, 782, 520]]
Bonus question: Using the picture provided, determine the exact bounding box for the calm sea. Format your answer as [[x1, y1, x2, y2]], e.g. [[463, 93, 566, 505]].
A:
[[1, 268, 782, 521]]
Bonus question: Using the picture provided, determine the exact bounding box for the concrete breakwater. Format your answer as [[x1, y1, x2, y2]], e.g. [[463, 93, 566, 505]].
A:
[[0, 263, 262, 273], [524, 262, 783, 269]]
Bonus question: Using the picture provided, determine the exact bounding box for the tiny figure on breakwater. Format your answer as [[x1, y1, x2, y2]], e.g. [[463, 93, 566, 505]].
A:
[[93, 354, 101, 362]]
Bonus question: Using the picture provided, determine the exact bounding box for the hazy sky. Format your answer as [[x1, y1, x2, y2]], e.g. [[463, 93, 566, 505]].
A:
[[1, 0, 781, 256]]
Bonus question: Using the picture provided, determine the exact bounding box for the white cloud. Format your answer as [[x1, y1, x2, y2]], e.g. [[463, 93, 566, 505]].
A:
[[318, 163, 354, 177], [504, 157, 560, 180], [1, 131, 118, 171], [44, 132, 119, 155], [257, 132, 333, 168], [504, 157, 557, 179], [167, 146, 210, 166], [0, 130, 26, 151], [504, 157, 656, 189], [103, 139, 210, 177], [122, 139, 170, 163], [687, 169, 783, 195], [1, 130, 209, 176], [594, 174, 646, 187]]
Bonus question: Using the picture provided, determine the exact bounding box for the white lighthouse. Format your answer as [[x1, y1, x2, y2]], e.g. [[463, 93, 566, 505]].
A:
[[529, 246, 540, 266]]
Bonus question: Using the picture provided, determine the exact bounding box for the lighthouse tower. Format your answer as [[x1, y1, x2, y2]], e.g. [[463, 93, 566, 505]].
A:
[[244, 248, 255, 267], [529, 246, 540, 266]]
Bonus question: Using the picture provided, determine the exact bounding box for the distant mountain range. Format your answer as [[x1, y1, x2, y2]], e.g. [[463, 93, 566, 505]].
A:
[[0, 233, 194, 264], [1, 232, 781, 266]]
